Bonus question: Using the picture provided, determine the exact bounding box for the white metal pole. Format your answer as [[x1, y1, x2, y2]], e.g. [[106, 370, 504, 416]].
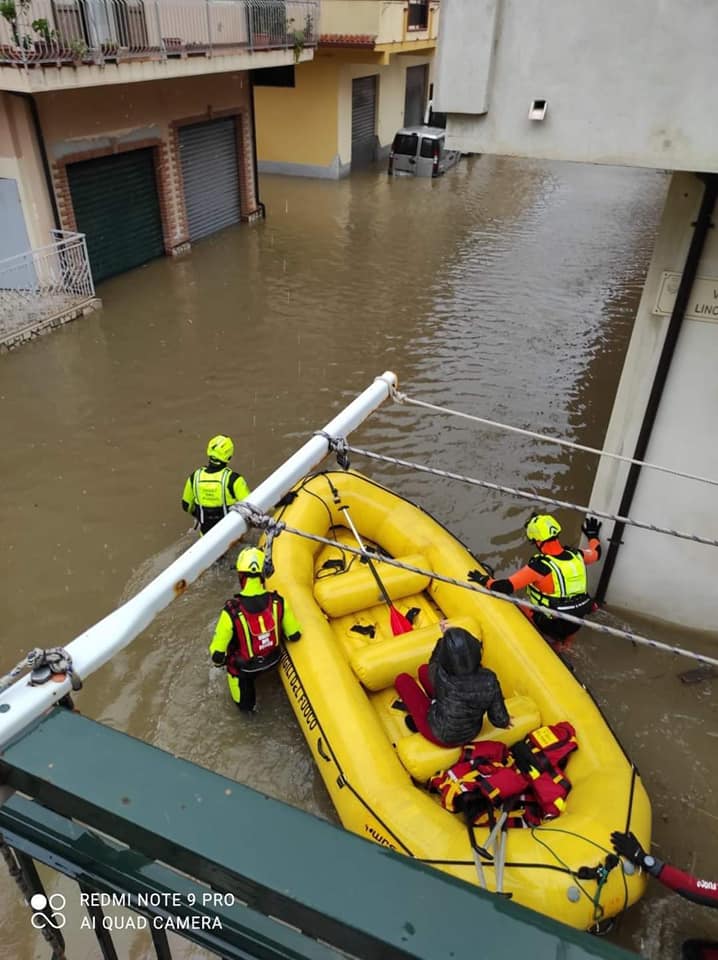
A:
[[0, 372, 398, 749]]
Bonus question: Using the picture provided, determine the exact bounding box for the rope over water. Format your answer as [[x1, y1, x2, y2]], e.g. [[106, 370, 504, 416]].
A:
[[230, 504, 718, 670], [391, 388, 718, 489], [338, 443, 718, 549]]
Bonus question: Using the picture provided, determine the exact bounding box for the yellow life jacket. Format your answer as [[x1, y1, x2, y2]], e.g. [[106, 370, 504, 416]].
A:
[[526, 550, 588, 609], [192, 467, 233, 526]]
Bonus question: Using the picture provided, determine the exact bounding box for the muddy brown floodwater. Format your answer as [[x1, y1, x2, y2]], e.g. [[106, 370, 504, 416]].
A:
[[1, 156, 715, 960]]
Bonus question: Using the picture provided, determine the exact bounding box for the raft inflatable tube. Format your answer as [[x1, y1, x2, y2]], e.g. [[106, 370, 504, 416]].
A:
[[266, 470, 650, 929]]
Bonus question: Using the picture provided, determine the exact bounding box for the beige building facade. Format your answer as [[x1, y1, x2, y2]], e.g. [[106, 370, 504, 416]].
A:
[[256, 0, 440, 178]]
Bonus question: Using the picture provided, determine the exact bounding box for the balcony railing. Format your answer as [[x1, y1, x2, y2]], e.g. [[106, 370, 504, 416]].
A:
[[0, 231, 95, 345], [0, 0, 318, 66]]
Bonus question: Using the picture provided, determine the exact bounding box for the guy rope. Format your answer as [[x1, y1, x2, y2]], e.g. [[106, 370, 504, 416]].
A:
[[232, 504, 718, 670]]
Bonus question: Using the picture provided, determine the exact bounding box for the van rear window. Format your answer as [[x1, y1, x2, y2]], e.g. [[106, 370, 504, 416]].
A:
[[420, 137, 442, 158], [392, 133, 419, 156]]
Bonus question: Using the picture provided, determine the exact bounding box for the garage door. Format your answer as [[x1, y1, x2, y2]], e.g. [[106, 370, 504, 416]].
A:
[[179, 118, 241, 242], [351, 75, 378, 169], [404, 64, 428, 127], [67, 149, 164, 284]]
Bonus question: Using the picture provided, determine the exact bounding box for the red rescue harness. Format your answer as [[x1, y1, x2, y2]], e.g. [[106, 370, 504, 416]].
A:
[[224, 593, 284, 675]]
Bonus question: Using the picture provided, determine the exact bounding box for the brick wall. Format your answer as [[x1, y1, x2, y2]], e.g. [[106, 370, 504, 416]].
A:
[[43, 72, 259, 261]]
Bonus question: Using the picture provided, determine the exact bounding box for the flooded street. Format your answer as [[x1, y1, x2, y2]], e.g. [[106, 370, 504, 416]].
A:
[[1, 156, 716, 959]]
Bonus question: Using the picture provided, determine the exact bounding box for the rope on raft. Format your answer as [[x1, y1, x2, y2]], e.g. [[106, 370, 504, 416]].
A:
[[391, 387, 718, 490], [231, 504, 718, 670]]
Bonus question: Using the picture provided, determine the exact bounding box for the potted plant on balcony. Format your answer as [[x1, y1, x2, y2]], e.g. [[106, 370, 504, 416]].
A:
[[291, 28, 304, 63], [302, 12, 313, 41], [69, 38, 88, 63], [0, 0, 30, 55], [32, 18, 58, 59]]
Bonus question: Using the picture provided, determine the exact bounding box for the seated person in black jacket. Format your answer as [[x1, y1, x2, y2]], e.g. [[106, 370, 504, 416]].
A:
[[395, 626, 512, 747]]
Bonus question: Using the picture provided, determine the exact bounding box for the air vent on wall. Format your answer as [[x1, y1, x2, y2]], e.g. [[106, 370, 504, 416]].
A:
[[528, 99, 548, 121]]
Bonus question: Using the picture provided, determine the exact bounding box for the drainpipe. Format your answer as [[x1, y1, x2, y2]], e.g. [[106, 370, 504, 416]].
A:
[[6, 91, 61, 230], [249, 70, 266, 219], [595, 172, 718, 603]]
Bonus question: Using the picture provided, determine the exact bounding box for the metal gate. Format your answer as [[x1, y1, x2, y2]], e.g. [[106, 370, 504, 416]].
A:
[[67, 149, 164, 283], [179, 118, 241, 242], [351, 75, 378, 169], [404, 64, 428, 127]]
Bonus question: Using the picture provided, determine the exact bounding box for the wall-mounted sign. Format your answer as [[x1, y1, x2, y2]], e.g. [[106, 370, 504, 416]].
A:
[[654, 271, 718, 323]]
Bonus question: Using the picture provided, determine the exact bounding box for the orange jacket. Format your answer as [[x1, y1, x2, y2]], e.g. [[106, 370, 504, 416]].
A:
[[486, 538, 601, 595]]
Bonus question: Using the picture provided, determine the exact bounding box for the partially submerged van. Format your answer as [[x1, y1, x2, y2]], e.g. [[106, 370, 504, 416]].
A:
[[388, 126, 461, 178]]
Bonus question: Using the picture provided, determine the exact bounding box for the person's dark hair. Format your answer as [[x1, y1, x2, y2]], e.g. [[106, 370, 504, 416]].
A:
[[438, 627, 483, 675]]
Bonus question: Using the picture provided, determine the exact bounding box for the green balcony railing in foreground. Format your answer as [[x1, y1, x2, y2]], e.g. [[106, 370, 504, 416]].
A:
[[0, 706, 637, 960]]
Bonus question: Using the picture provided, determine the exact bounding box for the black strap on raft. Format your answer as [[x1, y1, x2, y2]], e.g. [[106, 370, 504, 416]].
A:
[[314, 431, 350, 470], [350, 624, 376, 638], [405, 607, 421, 624]]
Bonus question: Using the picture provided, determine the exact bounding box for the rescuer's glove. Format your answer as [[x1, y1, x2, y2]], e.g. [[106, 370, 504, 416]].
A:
[[581, 516, 602, 539], [610, 831, 663, 876], [467, 570, 490, 586]]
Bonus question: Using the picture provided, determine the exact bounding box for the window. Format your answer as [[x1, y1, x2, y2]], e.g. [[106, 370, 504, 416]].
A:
[[408, 0, 429, 31], [420, 137, 442, 159], [392, 133, 418, 156], [253, 66, 295, 87]]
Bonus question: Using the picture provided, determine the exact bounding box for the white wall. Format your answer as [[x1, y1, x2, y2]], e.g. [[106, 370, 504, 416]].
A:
[[435, 0, 718, 171], [588, 173, 718, 629]]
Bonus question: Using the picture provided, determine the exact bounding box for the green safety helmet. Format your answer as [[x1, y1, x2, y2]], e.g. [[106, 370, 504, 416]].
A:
[[525, 513, 561, 544], [206, 434, 234, 463], [236, 547, 265, 576]]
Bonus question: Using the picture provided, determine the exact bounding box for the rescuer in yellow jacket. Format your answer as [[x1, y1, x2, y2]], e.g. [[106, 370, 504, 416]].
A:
[[468, 513, 602, 648], [181, 434, 250, 535], [209, 547, 301, 712]]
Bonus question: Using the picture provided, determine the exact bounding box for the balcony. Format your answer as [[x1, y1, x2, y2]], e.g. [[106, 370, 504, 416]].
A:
[[0, 230, 99, 350], [319, 0, 438, 51], [0, 0, 318, 89]]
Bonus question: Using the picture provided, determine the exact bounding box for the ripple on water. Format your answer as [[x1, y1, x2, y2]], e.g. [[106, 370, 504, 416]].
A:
[[1, 157, 696, 958]]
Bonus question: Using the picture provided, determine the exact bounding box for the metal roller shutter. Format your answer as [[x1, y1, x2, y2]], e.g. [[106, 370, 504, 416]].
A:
[[351, 75, 378, 168], [179, 119, 241, 242], [67, 149, 164, 284]]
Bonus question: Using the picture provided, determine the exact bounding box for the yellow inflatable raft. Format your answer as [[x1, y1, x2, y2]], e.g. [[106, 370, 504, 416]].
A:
[[267, 470, 650, 929]]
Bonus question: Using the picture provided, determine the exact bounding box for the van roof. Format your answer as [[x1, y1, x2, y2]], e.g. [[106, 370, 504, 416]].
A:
[[395, 125, 445, 138]]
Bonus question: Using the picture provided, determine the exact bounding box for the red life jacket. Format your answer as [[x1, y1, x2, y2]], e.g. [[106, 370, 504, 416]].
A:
[[511, 722, 578, 819], [224, 593, 284, 675], [430, 722, 578, 827], [429, 741, 529, 816]]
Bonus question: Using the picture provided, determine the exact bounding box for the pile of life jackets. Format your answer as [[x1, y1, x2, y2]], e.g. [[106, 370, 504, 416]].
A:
[[429, 721, 578, 828]]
